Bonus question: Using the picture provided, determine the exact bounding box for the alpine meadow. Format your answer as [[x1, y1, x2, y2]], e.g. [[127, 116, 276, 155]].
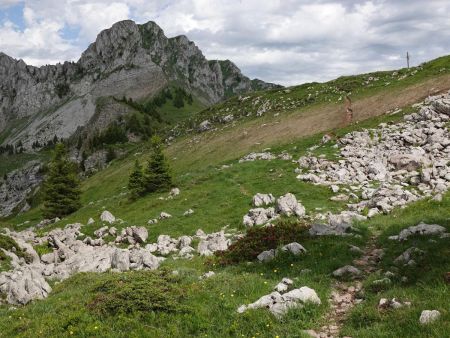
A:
[[0, 1, 449, 338]]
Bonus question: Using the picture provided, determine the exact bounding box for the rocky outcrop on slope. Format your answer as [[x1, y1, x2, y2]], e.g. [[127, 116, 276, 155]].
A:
[[0, 20, 278, 150], [0, 160, 43, 218], [237, 284, 321, 317], [0, 223, 163, 305], [243, 193, 306, 227], [0, 219, 241, 305], [297, 92, 450, 219]]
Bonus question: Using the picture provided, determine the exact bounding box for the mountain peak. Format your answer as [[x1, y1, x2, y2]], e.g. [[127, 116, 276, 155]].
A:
[[0, 19, 280, 150]]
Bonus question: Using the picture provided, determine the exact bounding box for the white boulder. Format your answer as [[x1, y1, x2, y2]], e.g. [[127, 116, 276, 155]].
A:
[[257, 249, 276, 263], [281, 242, 307, 255], [419, 310, 441, 324], [252, 193, 276, 207], [276, 193, 305, 217], [100, 210, 115, 224]]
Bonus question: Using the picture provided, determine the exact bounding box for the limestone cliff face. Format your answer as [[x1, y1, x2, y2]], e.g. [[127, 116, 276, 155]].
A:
[[0, 160, 43, 218], [0, 20, 279, 150]]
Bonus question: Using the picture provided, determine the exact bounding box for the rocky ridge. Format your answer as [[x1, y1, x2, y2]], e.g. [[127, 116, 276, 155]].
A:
[[0, 20, 278, 150]]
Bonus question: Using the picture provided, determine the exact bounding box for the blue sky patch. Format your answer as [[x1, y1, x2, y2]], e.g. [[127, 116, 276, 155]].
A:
[[61, 24, 80, 41], [0, 2, 25, 30]]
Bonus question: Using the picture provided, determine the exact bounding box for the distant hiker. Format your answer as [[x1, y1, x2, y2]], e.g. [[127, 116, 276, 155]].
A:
[[344, 95, 353, 125]]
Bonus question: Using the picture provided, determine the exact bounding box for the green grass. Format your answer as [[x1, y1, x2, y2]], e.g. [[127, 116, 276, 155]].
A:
[[341, 195, 450, 338], [0, 117, 29, 145], [0, 151, 50, 177], [158, 95, 205, 125], [0, 233, 30, 271], [3, 145, 346, 238], [33, 242, 53, 257]]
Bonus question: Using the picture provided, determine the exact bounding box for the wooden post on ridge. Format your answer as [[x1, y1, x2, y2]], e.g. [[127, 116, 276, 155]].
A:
[[344, 95, 353, 126], [406, 51, 410, 69]]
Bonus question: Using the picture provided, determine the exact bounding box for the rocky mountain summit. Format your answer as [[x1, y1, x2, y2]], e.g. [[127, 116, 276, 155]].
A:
[[0, 20, 278, 150]]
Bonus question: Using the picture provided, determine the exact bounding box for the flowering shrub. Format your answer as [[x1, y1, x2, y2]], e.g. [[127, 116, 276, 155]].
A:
[[215, 220, 307, 265]]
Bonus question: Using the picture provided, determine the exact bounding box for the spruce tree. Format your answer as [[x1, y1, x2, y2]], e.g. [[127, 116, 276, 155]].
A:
[[128, 160, 145, 199], [42, 143, 81, 218], [106, 147, 116, 163], [173, 90, 185, 108], [144, 136, 172, 193]]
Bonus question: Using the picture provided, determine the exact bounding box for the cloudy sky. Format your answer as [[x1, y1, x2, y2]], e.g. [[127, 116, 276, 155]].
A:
[[1, 0, 449, 86]]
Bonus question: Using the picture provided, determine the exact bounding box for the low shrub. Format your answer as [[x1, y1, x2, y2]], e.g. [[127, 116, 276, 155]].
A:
[[87, 269, 188, 316], [215, 219, 308, 265]]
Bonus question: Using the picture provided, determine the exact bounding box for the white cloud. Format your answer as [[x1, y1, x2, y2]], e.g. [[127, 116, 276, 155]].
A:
[[0, 0, 22, 8], [0, 6, 78, 65], [63, 2, 131, 41], [1, 0, 450, 85]]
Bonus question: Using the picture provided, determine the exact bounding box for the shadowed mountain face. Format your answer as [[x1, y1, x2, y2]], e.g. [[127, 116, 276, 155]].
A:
[[0, 20, 279, 150]]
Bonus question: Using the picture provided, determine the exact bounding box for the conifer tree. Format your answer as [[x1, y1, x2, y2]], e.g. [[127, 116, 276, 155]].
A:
[[173, 89, 185, 108], [128, 159, 145, 199], [42, 143, 81, 218], [144, 136, 172, 192]]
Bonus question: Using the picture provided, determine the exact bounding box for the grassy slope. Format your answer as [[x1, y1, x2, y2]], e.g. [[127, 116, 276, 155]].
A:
[[0, 152, 49, 177], [343, 197, 450, 338], [168, 57, 450, 171], [158, 95, 205, 125], [1, 56, 450, 337], [1, 108, 410, 234]]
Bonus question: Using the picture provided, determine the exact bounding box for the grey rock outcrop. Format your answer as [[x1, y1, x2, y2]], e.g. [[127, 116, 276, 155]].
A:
[[276, 193, 306, 217], [0, 266, 52, 305], [332, 265, 362, 279], [0, 161, 43, 218], [197, 231, 230, 256], [252, 193, 276, 207], [389, 223, 447, 241], [198, 120, 212, 132], [199, 271, 215, 279], [239, 152, 276, 162], [394, 247, 425, 265], [257, 249, 276, 263], [274, 278, 294, 292], [296, 92, 450, 218], [114, 226, 148, 244], [100, 210, 116, 224], [111, 249, 130, 271], [243, 207, 278, 227], [378, 298, 411, 310], [237, 286, 320, 317], [0, 223, 165, 305], [243, 193, 306, 227], [308, 223, 336, 236], [281, 242, 307, 255], [159, 212, 172, 219]]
